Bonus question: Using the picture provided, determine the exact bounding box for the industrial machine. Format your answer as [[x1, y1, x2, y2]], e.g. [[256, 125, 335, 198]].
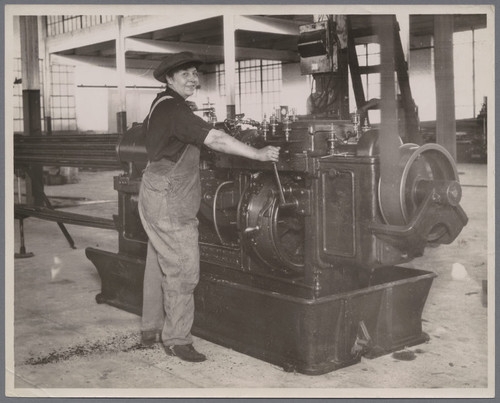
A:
[[16, 15, 468, 375], [85, 107, 467, 374]]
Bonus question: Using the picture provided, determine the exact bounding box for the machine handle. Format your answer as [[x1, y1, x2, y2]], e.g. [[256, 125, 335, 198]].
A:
[[272, 162, 298, 209], [272, 162, 287, 205]]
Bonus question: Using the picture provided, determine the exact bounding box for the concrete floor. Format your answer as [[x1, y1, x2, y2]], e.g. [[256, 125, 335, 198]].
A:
[[7, 163, 493, 398]]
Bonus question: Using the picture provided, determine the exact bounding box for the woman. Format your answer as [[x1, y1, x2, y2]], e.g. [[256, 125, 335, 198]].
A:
[[139, 52, 280, 362]]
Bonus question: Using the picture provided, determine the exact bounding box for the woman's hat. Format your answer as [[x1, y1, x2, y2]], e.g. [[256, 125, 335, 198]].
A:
[[153, 52, 203, 83]]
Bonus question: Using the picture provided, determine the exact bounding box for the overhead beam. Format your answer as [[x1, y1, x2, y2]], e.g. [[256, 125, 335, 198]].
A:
[[46, 14, 221, 54], [51, 54, 158, 70], [74, 42, 114, 56], [125, 38, 299, 62], [125, 38, 221, 58], [235, 15, 300, 36], [123, 14, 220, 37], [46, 19, 118, 54]]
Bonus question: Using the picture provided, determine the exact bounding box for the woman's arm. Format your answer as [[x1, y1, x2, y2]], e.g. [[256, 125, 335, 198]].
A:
[[204, 129, 280, 162]]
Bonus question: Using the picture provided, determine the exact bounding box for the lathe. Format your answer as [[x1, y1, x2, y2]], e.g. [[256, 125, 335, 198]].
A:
[[17, 15, 468, 375]]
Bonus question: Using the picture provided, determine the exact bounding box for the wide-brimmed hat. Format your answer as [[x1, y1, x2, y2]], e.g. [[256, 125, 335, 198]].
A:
[[153, 52, 203, 83]]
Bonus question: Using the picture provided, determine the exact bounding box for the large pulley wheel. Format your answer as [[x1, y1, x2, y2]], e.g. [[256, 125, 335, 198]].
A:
[[239, 175, 304, 274], [378, 143, 460, 242]]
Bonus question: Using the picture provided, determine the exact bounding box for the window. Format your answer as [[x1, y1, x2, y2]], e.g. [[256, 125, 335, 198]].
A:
[[50, 64, 77, 132], [352, 43, 382, 123], [453, 28, 489, 119], [46, 15, 116, 36], [13, 58, 45, 134], [216, 60, 282, 120]]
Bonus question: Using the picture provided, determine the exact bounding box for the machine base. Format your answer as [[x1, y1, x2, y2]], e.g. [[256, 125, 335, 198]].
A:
[[86, 247, 436, 375]]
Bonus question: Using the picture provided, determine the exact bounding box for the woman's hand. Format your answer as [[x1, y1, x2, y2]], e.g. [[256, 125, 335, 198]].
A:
[[205, 129, 281, 162], [254, 145, 281, 162]]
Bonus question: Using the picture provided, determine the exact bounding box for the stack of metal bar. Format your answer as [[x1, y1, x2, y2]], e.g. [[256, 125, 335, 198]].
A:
[[14, 133, 122, 169]]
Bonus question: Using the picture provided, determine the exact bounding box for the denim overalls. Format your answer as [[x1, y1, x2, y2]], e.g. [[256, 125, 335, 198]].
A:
[[138, 142, 201, 347]]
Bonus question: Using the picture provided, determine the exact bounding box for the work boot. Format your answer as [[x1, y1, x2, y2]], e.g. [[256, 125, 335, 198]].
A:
[[164, 344, 207, 362], [141, 330, 161, 347]]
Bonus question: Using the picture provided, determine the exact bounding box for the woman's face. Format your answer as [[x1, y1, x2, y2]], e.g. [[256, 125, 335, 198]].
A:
[[166, 66, 199, 99]]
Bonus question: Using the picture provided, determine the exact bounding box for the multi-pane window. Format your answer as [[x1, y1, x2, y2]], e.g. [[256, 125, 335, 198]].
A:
[[354, 43, 382, 123], [50, 64, 77, 132], [216, 60, 282, 120], [13, 58, 45, 134], [261, 60, 283, 118], [46, 15, 116, 36], [12, 59, 75, 133], [453, 28, 489, 119]]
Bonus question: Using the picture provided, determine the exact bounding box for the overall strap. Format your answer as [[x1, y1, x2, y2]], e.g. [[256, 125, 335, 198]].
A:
[[144, 95, 173, 131]]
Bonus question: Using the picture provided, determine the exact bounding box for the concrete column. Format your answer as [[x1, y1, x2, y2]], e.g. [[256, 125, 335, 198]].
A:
[[433, 15, 456, 160], [116, 16, 127, 133], [20, 16, 44, 206], [223, 14, 236, 119], [20, 16, 41, 135], [40, 16, 52, 134]]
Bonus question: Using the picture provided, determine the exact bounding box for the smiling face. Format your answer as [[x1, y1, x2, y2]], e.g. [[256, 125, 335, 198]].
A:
[[166, 65, 199, 99]]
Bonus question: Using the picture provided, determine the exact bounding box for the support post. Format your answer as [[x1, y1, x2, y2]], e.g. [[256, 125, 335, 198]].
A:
[[223, 15, 236, 119], [433, 15, 456, 160], [116, 16, 127, 133], [41, 16, 52, 135], [20, 16, 44, 206]]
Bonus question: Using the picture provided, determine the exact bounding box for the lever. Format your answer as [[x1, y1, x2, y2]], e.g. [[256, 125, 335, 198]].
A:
[[272, 162, 296, 208]]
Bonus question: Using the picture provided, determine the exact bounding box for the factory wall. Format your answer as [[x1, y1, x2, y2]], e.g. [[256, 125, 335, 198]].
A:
[[409, 29, 490, 122], [73, 63, 161, 133], [71, 60, 309, 133], [282, 62, 310, 116], [11, 16, 490, 134]]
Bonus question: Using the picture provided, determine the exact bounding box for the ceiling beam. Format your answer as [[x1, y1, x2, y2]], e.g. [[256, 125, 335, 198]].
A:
[[122, 14, 221, 37], [235, 15, 300, 36], [46, 20, 117, 54], [125, 38, 221, 59], [51, 54, 157, 70], [46, 14, 221, 54], [125, 38, 299, 62]]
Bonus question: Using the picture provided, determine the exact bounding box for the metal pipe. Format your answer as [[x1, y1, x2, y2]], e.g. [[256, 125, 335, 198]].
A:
[[14, 134, 123, 169]]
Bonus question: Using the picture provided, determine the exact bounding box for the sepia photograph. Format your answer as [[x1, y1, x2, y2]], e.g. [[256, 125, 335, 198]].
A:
[[4, 3, 495, 399]]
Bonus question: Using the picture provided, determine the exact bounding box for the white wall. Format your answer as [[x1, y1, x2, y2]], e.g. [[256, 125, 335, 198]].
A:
[[453, 29, 491, 119], [54, 27, 492, 133], [72, 62, 220, 132], [75, 87, 109, 132], [10, 15, 492, 134], [282, 62, 310, 115], [409, 28, 491, 122], [72, 63, 162, 132]]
